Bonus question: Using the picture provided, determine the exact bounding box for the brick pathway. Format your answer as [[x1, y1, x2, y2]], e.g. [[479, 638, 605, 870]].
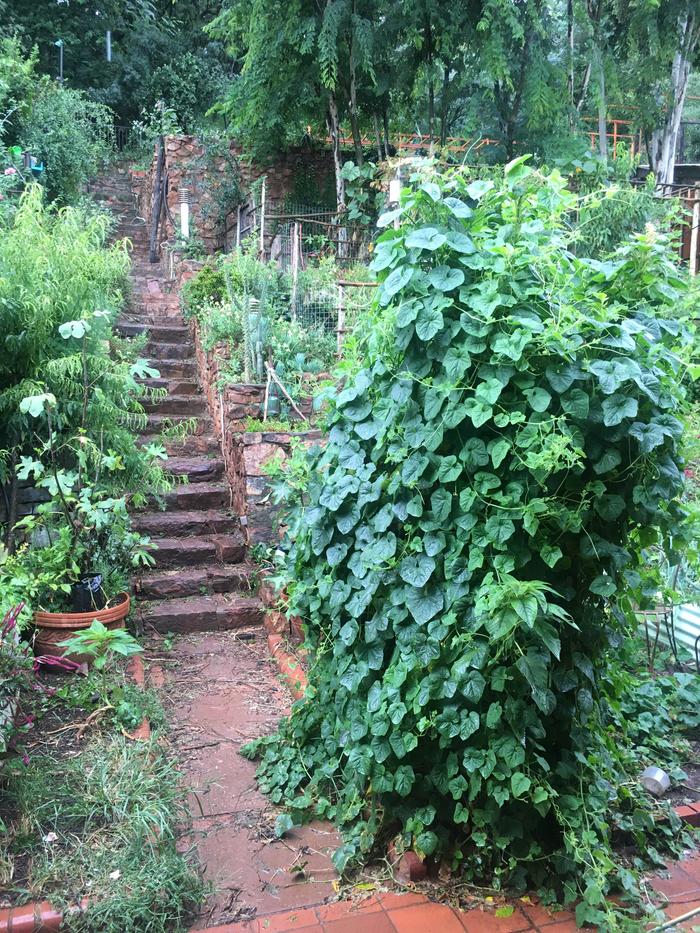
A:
[[191, 850, 700, 932]]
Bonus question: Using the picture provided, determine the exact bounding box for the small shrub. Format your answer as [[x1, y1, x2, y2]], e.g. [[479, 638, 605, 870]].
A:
[[181, 262, 227, 319]]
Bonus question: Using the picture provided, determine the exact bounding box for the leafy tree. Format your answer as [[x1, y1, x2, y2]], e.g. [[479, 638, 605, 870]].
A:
[[0, 186, 167, 551], [18, 84, 113, 202], [143, 50, 226, 133], [615, 0, 700, 185], [246, 159, 693, 925], [1, 0, 228, 127]]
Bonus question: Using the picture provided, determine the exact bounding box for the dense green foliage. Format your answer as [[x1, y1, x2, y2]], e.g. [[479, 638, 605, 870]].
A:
[[0, 40, 115, 207], [208, 0, 699, 184], [0, 187, 168, 620], [17, 84, 113, 203], [247, 161, 694, 925], [1, 0, 229, 129]]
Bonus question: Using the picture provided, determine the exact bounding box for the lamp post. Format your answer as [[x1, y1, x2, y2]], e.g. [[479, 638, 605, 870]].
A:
[[179, 188, 190, 240], [54, 39, 64, 83]]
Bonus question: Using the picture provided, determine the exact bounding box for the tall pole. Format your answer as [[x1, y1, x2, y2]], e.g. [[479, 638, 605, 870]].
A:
[[55, 40, 64, 83], [259, 177, 266, 258]]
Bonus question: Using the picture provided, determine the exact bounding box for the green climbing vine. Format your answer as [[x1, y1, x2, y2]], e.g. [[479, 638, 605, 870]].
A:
[[245, 158, 696, 927]]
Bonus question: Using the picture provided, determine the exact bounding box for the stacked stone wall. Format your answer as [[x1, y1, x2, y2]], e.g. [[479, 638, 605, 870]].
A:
[[134, 136, 335, 255]]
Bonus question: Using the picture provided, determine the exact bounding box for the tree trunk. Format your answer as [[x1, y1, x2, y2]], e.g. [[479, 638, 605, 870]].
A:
[[576, 61, 592, 113], [383, 107, 390, 154], [348, 0, 363, 166], [373, 113, 384, 160], [567, 0, 575, 126], [439, 60, 452, 145], [327, 93, 346, 211], [425, 13, 434, 145], [650, 10, 698, 187], [348, 106, 364, 166], [327, 93, 348, 259]]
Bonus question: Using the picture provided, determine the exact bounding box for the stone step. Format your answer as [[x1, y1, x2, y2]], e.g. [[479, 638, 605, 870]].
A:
[[146, 340, 194, 360], [166, 456, 225, 483], [117, 321, 190, 341], [144, 394, 207, 416], [150, 533, 246, 569], [143, 377, 200, 395], [141, 413, 210, 436], [138, 433, 220, 456], [161, 481, 230, 511], [150, 359, 197, 378], [135, 564, 255, 600], [139, 593, 263, 634], [133, 508, 237, 537]]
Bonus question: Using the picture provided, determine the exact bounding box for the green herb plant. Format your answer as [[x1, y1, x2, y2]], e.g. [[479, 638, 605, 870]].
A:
[[59, 619, 143, 672], [245, 157, 695, 929]]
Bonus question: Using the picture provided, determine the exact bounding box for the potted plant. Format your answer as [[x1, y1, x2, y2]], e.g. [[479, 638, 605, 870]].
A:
[[12, 407, 155, 660]]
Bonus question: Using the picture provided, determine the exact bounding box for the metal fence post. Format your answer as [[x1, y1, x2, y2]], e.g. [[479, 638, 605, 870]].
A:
[[337, 283, 345, 357], [691, 189, 700, 277], [259, 177, 266, 258], [291, 222, 300, 321]]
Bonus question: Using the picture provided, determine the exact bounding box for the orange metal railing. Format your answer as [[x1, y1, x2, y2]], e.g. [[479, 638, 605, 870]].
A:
[[580, 116, 643, 158], [332, 131, 501, 156]]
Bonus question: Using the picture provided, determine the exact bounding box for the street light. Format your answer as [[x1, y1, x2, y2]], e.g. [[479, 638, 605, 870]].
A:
[[54, 39, 64, 82]]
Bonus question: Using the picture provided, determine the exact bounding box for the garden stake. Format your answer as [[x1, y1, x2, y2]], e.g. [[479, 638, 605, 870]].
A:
[[264, 362, 304, 420]]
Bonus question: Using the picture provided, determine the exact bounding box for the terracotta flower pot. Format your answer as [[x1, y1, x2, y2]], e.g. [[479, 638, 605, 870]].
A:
[[33, 593, 131, 664]]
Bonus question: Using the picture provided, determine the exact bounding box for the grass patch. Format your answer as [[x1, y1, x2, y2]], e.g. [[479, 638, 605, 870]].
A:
[[244, 416, 313, 433], [1, 733, 205, 931], [0, 655, 205, 932]]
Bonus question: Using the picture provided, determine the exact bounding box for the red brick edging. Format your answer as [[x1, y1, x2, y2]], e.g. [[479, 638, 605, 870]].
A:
[[267, 633, 307, 701], [0, 656, 152, 932]]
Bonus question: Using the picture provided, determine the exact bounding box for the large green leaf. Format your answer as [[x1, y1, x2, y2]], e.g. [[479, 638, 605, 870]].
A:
[[601, 394, 638, 427], [399, 554, 436, 588], [524, 387, 552, 412], [589, 359, 641, 394], [415, 305, 444, 341], [428, 265, 465, 291], [405, 227, 447, 251], [383, 264, 414, 299], [406, 586, 444, 625]]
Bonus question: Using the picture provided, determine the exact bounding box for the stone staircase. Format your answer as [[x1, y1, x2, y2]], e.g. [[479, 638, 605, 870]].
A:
[[90, 166, 262, 634]]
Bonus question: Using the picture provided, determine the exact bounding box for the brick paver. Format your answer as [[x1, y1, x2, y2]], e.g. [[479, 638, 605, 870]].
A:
[[190, 855, 700, 932]]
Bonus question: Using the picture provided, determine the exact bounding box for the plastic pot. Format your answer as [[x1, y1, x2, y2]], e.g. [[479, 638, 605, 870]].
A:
[[71, 574, 106, 613]]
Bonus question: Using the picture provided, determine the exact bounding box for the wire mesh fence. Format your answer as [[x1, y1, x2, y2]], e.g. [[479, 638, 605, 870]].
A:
[[268, 204, 372, 268], [224, 183, 378, 356]]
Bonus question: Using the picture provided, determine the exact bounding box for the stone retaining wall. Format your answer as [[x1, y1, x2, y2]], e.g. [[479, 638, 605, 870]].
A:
[[231, 429, 323, 543], [134, 135, 334, 255]]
